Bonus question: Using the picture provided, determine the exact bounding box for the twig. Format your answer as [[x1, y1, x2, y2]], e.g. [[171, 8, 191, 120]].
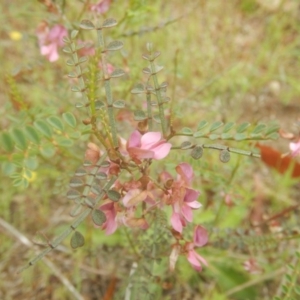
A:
[[0, 217, 84, 300]]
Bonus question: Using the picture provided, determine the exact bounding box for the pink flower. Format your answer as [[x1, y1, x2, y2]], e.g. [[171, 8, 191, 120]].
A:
[[90, 0, 111, 14], [165, 163, 201, 233], [36, 23, 67, 62], [290, 140, 300, 157], [127, 131, 172, 161], [185, 225, 208, 271], [99, 201, 118, 235]]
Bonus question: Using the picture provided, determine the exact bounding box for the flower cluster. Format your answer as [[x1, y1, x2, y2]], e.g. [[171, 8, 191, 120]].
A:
[[36, 22, 67, 62], [85, 130, 207, 271]]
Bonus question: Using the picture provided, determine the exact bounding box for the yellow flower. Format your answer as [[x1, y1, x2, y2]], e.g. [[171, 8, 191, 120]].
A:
[[9, 31, 22, 41]]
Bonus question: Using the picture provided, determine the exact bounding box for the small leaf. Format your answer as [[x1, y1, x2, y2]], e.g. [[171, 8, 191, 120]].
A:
[[1, 132, 14, 152], [107, 190, 121, 202], [151, 64, 163, 74], [113, 100, 125, 108], [106, 40, 123, 51], [63, 112, 77, 128], [55, 136, 74, 147], [70, 204, 82, 217], [34, 120, 53, 138], [102, 18, 117, 28], [78, 56, 88, 64], [92, 209, 106, 226], [75, 103, 84, 108], [95, 101, 105, 110], [223, 122, 235, 133], [181, 127, 193, 135], [11, 128, 27, 150], [236, 122, 251, 133], [191, 146, 203, 160], [266, 132, 279, 140], [142, 54, 151, 61], [80, 20, 95, 30], [24, 126, 40, 144], [131, 83, 145, 94], [83, 160, 92, 167], [68, 72, 78, 78], [209, 121, 223, 132], [193, 131, 207, 138], [70, 231, 85, 249], [24, 156, 38, 170], [197, 120, 208, 131], [71, 30, 79, 39], [40, 143, 56, 157], [110, 68, 125, 78], [252, 124, 266, 134], [66, 59, 75, 66], [91, 184, 101, 195], [142, 67, 151, 74], [75, 167, 87, 177], [221, 133, 233, 140], [63, 46, 72, 54], [180, 141, 193, 150], [67, 189, 81, 200], [100, 161, 110, 168], [134, 110, 147, 121], [71, 85, 81, 92], [96, 172, 107, 180], [234, 133, 247, 141], [265, 123, 280, 135], [47, 116, 64, 131], [220, 150, 230, 163], [69, 178, 84, 188], [208, 134, 220, 140]]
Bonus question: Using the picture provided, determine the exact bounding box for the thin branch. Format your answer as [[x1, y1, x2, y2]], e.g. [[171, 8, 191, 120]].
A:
[[0, 217, 84, 300]]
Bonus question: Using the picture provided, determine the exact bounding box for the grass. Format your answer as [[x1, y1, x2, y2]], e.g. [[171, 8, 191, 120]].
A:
[[0, 0, 300, 299]]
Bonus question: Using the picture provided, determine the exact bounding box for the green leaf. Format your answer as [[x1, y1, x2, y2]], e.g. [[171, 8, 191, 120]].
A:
[[265, 123, 279, 135], [63, 112, 77, 128], [113, 100, 125, 108], [131, 83, 145, 94], [13, 176, 29, 189], [223, 122, 235, 133], [209, 121, 223, 132], [69, 178, 84, 188], [134, 110, 147, 121], [266, 132, 279, 140], [249, 133, 264, 140], [181, 127, 193, 135], [67, 189, 81, 200], [180, 141, 193, 150], [92, 209, 106, 226], [75, 167, 87, 177], [252, 124, 266, 134], [55, 136, 74, 147], [221, 133, 233, 140], [152, 115, 161, 123], [24, 156, 38, 170], [236, 122, 251, 133], [208, 134, 220, 140], [295, 286, 300, 295], [197, 120, 208, 131], [106, 41, 123, 51], [70, 231, 85, 249], [220, 150, 230, 163], [71, 30, 79, 39], [102, 18, 117, 28], [24, 126, 40, 144], [193, 131, 207, 138], [80, 20, 95, 30], [110, 69, 125, 78], [11, 128, 27, 150], [191, 146, 203, 160], [1, 132, 14, 152], [234, 133, 248, 141], [70, 204, 82, 217], [34, 120, 53, 138], [47, 116, 64, 131], [40, 143, 56, 157], [1, 162, 16, 175], [107, 190, 121, 202]]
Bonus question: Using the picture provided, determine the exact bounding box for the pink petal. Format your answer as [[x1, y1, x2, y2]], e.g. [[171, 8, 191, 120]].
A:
[[128, 130, 141, 148], [187, 250, 202, 271], [128, 147, 154, 159], [184, 188, 200, 202], [176, 163, 194, 183], [181, 205, 193, 222], [141, 132, 162, 148], [187, 200, 202, 209], [290, 141, 300, 156], [193, 225, 208, 247], [171, 212, 183, 233], [169, 244, 180, 271], [152, 142, 172, 160]]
